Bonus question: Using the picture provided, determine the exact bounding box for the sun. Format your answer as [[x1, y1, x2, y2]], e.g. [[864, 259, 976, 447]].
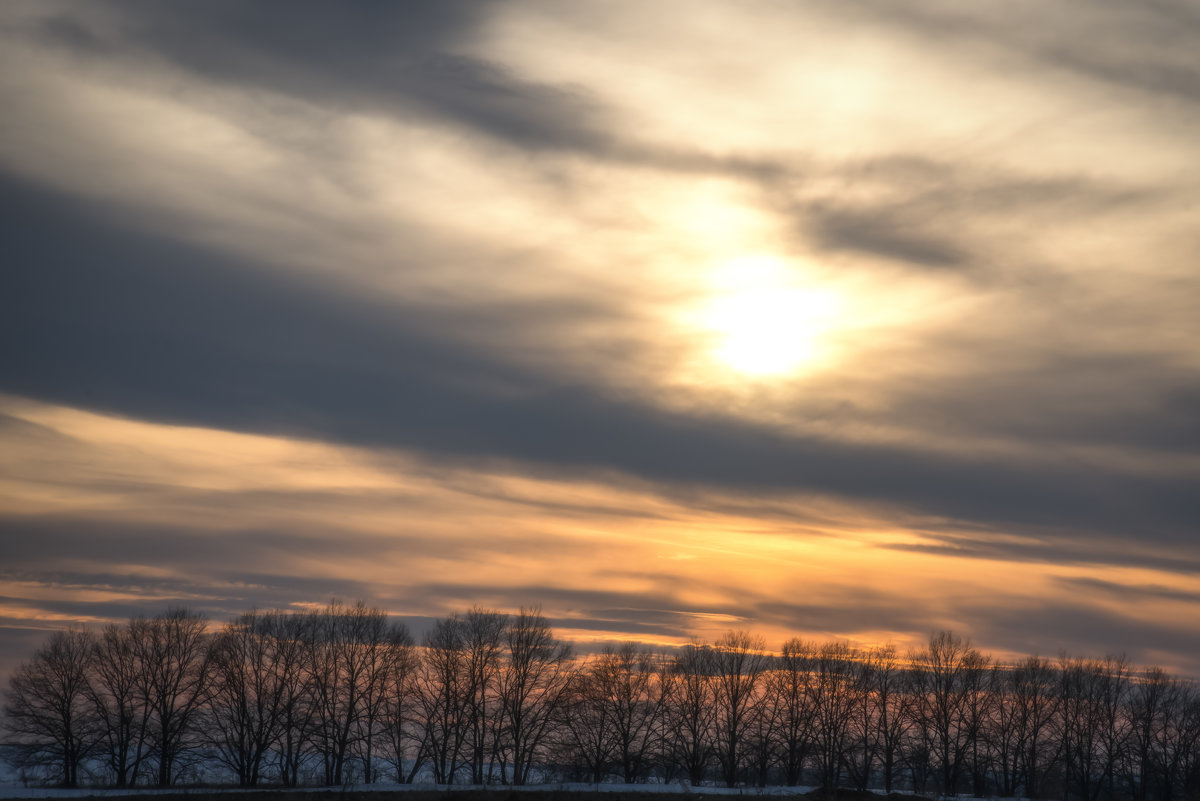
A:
[[708, 288, 832, 375], [700, 255, 841, 377]]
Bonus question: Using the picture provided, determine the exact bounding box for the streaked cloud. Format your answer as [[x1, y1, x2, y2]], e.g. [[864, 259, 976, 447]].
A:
[[1, 1, 1197, 677]]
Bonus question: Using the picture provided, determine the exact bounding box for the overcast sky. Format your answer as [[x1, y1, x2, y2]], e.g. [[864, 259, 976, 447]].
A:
[[2, 0, 1199, 678]]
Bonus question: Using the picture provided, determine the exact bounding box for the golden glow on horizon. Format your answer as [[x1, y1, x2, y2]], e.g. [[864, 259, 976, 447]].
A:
[[3, 396, 1199, 675]]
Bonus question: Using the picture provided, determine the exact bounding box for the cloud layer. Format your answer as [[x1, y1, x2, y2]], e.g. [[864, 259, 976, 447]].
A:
[[2, 0, 1198, 677]]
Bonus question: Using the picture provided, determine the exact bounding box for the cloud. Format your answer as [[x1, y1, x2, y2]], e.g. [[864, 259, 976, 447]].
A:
[[4, 172, 1199, 559], [1053, 576, 1200, 606], [967, 599, 1200, 678], [1, 0, 1198, 678], [2, 395, 1199, 677], [800, 155, 1162, 273], [881, 538, 1200, 577], [847, 0, 1200, 107], [27, 2, 613, 153], [811, 206, 967, 269]]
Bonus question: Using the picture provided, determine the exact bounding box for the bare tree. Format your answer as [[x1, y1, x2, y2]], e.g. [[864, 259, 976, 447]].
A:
[[3, 629, 96, 787], [809, 641, 863, 793], [206, 610, 311, 786], [380, 626, 420, 783], [305, 600, 406, 785], [496, 607, 571, 785], [129, 609, 211, 786], [711, 631, 768, 787], [587, 642, 667, 783], [1125, 666, 1195, 801], [1005, 656, 1060, 799], [88, 623, 152, 787], [845, 645, 887, 793], [987, 662, 1022, 799], [267, 611, 315, 787], [556, 666, 615, 783], [12, 602, 1200, 795], [352, 611, 412, 784], [461, 607, 506, 783], [771, 638, 816, 787], [870, 645, 912, 794], [303, 604, 350, 785], [960, 648, 995, 796], [664, 642, 716, 784], [414, 613, 471, 783], [744, 674, 781, 787], [1059, 655, 1132, 801], [910, 631, 982, 796], [1178, 690, 1200, 801]]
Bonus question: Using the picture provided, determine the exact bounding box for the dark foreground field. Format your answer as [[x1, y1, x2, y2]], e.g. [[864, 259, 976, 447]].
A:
[[0, 791, 930, 801]]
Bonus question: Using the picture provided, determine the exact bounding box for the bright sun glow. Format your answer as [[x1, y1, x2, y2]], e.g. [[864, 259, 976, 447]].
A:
[[702, 255, 842, 376]]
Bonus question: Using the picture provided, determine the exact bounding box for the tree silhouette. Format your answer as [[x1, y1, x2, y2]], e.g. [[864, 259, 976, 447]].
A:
[[3, 629, 96, 787]]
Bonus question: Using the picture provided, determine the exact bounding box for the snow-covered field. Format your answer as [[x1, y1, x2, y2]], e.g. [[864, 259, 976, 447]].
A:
[[0, 786, 835, 796], [0, 784, 829, 800]]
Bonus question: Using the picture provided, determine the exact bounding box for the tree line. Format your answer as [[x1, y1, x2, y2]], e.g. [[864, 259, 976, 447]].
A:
[[4, 601, 1200, 800]]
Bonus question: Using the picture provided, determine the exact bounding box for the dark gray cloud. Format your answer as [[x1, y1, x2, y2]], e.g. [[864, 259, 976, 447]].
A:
[[801, 156, 1160, 273], [881, 534, 1200, 576], [1053, 576, 1200, 605], [1025, 1, 1200, 105], [3, 174, 1198, 564], [0, 516, 404, 578], [30, 1, 611, 155], [0, 511, 587, 582], [0, 566, 704, 657], [0, 567, 374, 611], [811, 206, 966, 268], [19, 1, 796, 185], [883, 356, 1200, 455], [0, 595, 207, 627], [966, 598, 1200, 676], [367, 582, 764, 644]]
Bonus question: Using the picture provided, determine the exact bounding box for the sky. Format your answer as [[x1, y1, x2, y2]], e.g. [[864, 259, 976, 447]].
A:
[[2, 0, 1199, 679]]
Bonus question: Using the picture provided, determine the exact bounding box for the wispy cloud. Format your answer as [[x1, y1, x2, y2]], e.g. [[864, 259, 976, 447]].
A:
[[1, 0, 1197, 677]]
